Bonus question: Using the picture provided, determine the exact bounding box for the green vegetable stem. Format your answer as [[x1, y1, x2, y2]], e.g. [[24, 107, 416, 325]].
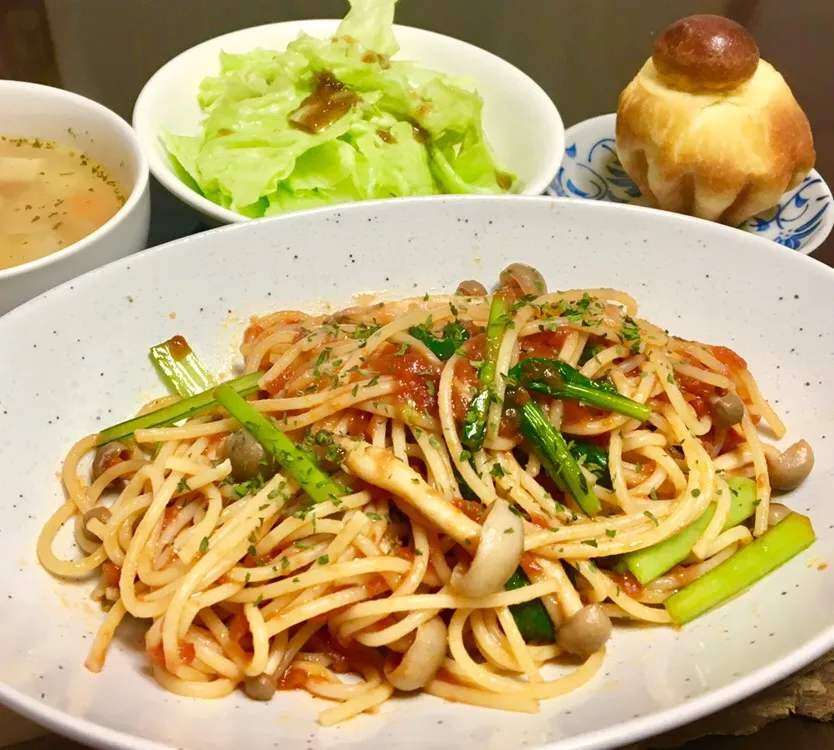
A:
[[509, 388, 601, 516], [569, 441, 612, 490], [149, 336, 216, 398], [505, 568, 555, 642], [461, 291, 508, 452], [214, 384, 344, 504], [508, 357, 651, 422], [98, 371, 263, 446], [461, 390, 492, 453], [624, 476, 758, 585], [664, 511, 816, 626]]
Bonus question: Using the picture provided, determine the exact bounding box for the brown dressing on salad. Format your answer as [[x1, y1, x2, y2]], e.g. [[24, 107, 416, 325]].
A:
[[289, 72, 360, 134]]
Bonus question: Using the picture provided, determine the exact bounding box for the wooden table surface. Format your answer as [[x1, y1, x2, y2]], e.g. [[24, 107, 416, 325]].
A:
[[1, 710, 830, 750], [1, 0, 832, 748]]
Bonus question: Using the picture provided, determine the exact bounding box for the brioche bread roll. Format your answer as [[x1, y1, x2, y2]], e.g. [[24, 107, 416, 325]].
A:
[[616, 15, 815, 226]]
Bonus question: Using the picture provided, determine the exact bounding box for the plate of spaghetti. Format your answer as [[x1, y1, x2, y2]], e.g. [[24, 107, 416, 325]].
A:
[[1, 197, 833, 750]]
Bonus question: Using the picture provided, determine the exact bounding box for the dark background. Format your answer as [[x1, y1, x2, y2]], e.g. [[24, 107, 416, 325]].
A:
[[2, 0, 830, 261]]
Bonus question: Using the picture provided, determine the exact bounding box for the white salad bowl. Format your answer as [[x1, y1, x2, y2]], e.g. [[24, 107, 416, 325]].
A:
[[133, 20, 564, 225], [0, 197, 833, 750], [0, 81, 150, 316]]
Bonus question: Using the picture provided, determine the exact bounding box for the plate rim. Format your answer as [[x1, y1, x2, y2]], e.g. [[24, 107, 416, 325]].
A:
[[554, 111, 834, 256], [2, 194, 834, 750]]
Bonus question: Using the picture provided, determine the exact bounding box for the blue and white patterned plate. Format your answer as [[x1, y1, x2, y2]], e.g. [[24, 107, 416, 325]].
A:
[[548, 113, 833, 255]]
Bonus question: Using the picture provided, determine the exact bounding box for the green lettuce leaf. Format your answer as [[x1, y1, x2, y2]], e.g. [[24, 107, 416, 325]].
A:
[[335, 0, 399, 58], [162, 0, 514, 217]]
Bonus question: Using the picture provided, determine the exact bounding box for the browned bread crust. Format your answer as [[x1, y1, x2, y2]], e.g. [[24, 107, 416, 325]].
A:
[[653, 15, 759, 92]]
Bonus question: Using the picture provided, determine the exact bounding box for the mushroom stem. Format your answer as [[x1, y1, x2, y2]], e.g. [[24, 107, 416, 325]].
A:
[[223, 429, 277, 482], [708, 391, 744, 427], [244, 673, 276, 701], [766, 439, 814, 491], [451, 498, 523, 598], [92, 441, 132, 482], [335, 438, 481, 547], [80, 506, 112, 544], [556, 603, 612, 659], [499, 263, 547, 297], [767, 502, 792, 527], [386, 617, 447, 691], [456, 280, 487, 296]]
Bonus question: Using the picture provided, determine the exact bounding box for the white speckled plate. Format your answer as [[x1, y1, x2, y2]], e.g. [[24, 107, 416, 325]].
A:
[[548, 113, 834, 255], [0, 197, 833, 750]]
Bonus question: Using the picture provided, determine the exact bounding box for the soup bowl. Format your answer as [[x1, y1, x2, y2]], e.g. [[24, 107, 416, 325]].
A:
[[0, 81, 150, 315]]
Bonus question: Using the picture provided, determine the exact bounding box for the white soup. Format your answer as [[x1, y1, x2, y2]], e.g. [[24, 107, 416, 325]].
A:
[[0, 135, 125, 271]]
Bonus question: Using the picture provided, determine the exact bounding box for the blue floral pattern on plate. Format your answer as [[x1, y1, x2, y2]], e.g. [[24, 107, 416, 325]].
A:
[[548, 113, 833, 255]]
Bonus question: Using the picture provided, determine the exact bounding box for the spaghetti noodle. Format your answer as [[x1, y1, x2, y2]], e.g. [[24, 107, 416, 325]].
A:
[[38, 263, 815, 724]]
